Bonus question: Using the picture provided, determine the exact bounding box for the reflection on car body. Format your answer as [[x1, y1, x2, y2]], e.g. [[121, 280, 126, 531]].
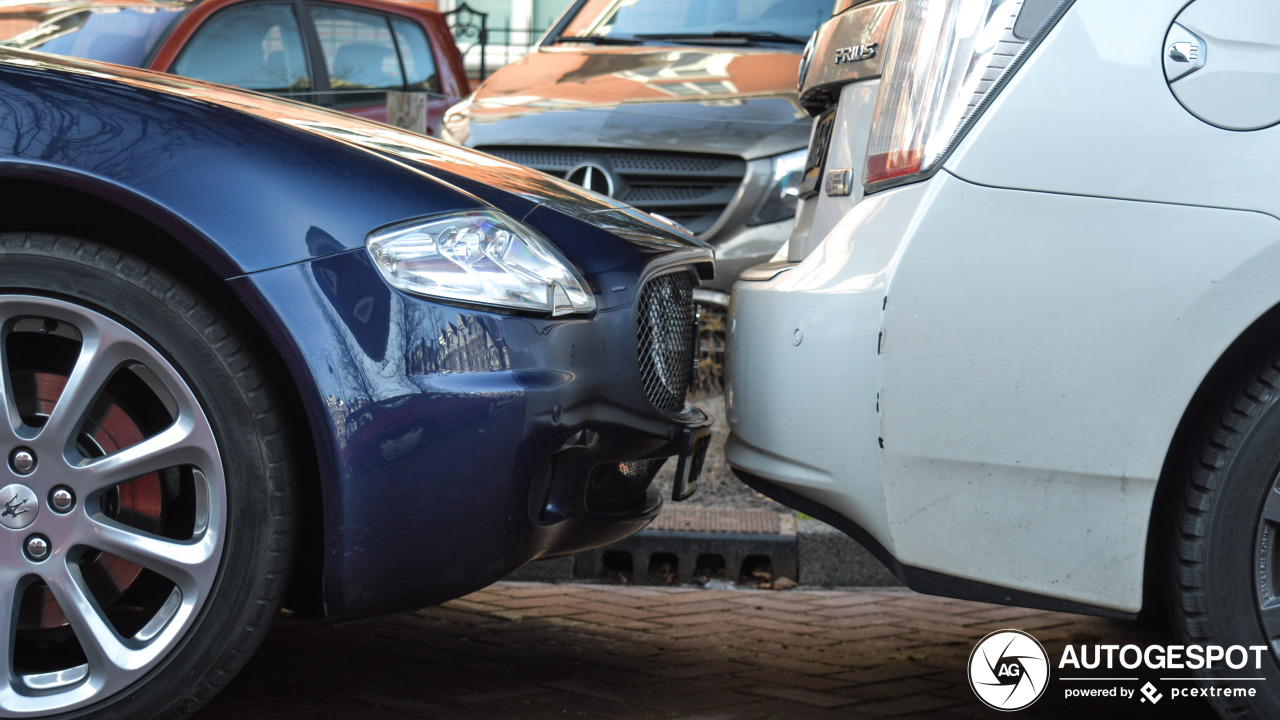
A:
[[1, 0, 469, 132]]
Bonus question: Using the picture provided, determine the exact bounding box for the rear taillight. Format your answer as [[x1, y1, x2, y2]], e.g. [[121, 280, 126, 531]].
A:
[[864, 0, 1073, 191]]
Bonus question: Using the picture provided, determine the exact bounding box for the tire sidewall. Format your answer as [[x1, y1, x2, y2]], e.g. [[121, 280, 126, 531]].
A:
[[0, 240, 286, 719], [1188, 394, 1280, 714]]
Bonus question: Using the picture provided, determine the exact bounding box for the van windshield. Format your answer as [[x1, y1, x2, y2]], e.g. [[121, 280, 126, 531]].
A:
[[6, 6, 187, 67], [561, 0, 833, 45]]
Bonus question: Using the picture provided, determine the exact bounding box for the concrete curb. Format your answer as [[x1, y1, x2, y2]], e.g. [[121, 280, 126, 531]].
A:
[[796, 516, 898, 586], [508, 510, 901, 587]]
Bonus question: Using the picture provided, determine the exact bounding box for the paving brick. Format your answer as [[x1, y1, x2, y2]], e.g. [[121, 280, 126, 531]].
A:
[[810, 602, 905, 618], [195, 583, 1217, 720], [817, 624, 906, 643], [640, 689, 760, 712], [653, 611, 744, 627], [652, 599, 744, 615], [741, 685, 861, 708], [647, 675, 762, 696], [564, 613, 667, 630], [738, 698, 867, 720], [556, 649, 662, 673], [647, 660, 758, 679], [726, 594, 826, 612], [651, 623, 741, 639], [739, 628, 845, 648], [550, 662, 668, 689], [499, 583, 584, 598], [828, 662, 942, 685], [849, 693, 965, 717], [820, 612, 916, 628], [736, 669, 850, 692], [645, 648, 735, 666], [734, 615, 831, 636], [838, 676, 954, 702], [809, 591, 893, 604], [732, 653, 847, 676]]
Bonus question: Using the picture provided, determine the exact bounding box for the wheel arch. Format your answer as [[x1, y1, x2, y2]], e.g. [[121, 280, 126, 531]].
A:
[[0, 171, 327, 617], [1146, 299, 1280, 616]]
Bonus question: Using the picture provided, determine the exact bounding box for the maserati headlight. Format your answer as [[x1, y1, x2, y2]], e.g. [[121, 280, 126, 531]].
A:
[[748, 148, 807, 226], [367, 211, 596, 316]]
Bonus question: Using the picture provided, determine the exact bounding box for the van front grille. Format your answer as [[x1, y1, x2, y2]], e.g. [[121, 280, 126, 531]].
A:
[[479, 147, 746, 236]]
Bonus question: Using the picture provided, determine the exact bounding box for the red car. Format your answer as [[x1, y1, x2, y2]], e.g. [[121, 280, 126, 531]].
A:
[[3, 0, 468, 133]]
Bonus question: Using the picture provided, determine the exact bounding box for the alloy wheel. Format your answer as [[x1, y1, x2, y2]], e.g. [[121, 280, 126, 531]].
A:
[[0, 295, 225, 716]]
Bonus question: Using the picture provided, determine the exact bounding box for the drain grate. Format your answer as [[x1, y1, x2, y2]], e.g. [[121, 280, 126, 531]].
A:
[[574, 508, 797, 586]]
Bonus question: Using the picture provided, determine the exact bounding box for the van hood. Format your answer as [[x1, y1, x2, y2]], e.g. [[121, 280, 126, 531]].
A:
[[461, 45, 811, 160]]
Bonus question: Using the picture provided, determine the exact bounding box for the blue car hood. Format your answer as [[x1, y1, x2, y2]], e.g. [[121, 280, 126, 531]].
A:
[[0, 49, 703, 253]]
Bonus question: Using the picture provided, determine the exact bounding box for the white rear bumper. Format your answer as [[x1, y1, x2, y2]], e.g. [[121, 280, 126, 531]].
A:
[[727, 172, 1280, 614]]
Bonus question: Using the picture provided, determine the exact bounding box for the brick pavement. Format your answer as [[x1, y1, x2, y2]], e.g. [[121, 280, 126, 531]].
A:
[[194, 582, 1218, 719]]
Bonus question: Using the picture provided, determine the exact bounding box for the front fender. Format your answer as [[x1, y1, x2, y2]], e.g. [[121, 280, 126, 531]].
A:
[[0, 56, 487, 274]]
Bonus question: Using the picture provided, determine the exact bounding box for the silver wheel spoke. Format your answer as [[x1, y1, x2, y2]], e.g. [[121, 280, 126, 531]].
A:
[[0, 576, 31, 715], [81, 519, 217, 592], [0, 297, 40, 444], [73, 418, 214, 493], [44, 561, 134, 679], [0, 572, 15, 688], [0, 333, 21, 447], [37, 331, 132, 451]]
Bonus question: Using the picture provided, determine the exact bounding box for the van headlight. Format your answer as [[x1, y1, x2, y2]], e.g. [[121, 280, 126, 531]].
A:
[[748, 148, 808, 226], [367, 211, 596, 316]]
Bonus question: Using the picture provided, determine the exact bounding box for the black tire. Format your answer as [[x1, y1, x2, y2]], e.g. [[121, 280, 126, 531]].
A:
[[1170, 351, 1280, 719], [0, 234, 294, 719]]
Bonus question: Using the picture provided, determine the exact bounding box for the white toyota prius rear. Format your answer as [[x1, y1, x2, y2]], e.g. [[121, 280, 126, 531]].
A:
[[726, 0, 1280, 715]]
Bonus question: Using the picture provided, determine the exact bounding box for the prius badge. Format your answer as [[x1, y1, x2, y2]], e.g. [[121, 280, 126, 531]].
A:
[[833, 43, 877, 65]]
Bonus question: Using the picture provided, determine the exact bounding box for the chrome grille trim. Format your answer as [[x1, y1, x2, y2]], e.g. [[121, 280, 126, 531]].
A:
[[479, 147, 746, 236]]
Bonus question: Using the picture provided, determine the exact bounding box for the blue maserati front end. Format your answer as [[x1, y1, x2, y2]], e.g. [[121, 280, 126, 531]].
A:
[[236, 198, 714, 621], [225, 102, 719, 623], [0, 48, 713, 718]]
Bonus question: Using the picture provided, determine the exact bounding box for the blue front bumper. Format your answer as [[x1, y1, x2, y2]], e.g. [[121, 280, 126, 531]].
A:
[[232, 247, 709, 621]]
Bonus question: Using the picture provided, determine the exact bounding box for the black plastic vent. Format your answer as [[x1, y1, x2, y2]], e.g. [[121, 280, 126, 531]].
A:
[[636, 272, 697, 414], [1013, 0, 1069, 40], [527, 459, 553, 522]]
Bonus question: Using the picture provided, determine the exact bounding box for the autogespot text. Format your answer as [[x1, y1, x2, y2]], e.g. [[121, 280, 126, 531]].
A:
[[1059, 644, 1268, 671]]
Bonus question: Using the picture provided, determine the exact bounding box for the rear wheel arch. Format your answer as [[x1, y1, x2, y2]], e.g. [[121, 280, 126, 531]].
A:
[[0, 174, 327, 618], [1146, 301, 1280, 616]]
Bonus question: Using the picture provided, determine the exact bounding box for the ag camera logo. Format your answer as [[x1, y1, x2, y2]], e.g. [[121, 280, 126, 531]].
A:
[[969, 630, 1050, 711]]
